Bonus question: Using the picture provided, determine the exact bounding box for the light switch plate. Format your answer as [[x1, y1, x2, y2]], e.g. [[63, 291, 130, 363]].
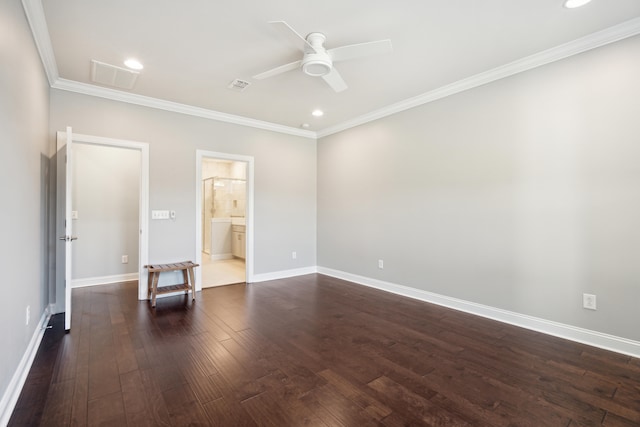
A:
[[152, 210, 170, 220]]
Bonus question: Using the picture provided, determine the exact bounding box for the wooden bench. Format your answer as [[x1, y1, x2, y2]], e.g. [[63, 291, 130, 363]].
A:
[[145, 261, 199, 307]]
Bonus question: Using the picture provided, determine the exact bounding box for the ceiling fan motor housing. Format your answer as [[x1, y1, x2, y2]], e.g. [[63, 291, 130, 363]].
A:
[[302, 53, 332, 76], [303, 32, 332, 76]]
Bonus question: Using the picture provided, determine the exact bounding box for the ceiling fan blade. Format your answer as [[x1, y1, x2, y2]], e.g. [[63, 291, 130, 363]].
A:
[[269, 21, 317, 53], [253, 60, 302, 80], [322, 68, 348, 93], [328, 39, 393, 63]]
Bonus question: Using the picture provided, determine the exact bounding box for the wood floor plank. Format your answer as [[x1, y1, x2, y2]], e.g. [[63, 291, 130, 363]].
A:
[[161, 382, 212, 426], [202, 396, 258, 427], [10, 276, 640, 426], [185, 372, 224, 405], [317, 369, 392, 421], [120, 369, 160, 427], [368, 375, 472, 427], [138, 368, 173, 426], [39, 378, 74, 426], [86, 390, 126, 426], [302, 382, 386, 427]]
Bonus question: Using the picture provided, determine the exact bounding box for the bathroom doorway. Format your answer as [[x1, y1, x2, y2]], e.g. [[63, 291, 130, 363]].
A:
[[200, 157, 247, 287]]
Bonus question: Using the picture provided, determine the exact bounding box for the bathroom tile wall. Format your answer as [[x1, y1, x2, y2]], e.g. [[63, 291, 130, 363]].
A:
[[203, 159, 247, 218]]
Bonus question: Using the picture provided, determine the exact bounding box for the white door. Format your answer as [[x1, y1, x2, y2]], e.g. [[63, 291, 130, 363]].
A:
[[56, 126, 75, 331]]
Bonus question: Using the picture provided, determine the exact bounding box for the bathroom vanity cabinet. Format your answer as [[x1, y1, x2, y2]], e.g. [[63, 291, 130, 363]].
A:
[[231, 224, 246, 259]]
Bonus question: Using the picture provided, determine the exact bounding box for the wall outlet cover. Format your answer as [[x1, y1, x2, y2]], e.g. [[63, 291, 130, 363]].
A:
[[583, 293, 597, 310]]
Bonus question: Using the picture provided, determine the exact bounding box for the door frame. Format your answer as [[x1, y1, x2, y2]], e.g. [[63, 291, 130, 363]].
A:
[[56, 131, 150, 301], [195, 150, 255, 288]]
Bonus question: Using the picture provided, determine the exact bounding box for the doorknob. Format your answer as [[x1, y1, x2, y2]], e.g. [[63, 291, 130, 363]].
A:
[[70, 236, 78, 241], [58, 236, 67, 241]]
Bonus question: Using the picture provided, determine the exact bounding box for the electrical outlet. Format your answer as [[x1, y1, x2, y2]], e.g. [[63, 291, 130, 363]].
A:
[[583, 293, 597, 310], [378, 259, 384, 269], [26, 306, 30, 326], [292, 251, 297, 260], [122, 255, 129, 264]]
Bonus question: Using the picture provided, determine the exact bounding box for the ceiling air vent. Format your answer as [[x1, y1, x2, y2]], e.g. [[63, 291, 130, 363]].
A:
[[228, 78, 251, 92], [90, 60, 140, 90]]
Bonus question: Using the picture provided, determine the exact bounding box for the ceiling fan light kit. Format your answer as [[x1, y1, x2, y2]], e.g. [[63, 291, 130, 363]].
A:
[[302, 54, 332, 77], [564, 0, 592, 8], [253, 21, 392, 92]]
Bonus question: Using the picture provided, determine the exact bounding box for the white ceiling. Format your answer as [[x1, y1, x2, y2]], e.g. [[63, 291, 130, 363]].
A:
[[28, 0, 640, 137]]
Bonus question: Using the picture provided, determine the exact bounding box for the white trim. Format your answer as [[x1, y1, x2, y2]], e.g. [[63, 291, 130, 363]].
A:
[[316, 17, 640, 138], [251, 266, 318, 283], [71, 273, 138, 288], [195, 151, 255, 289], [58, 131, 150, 301], [20, 0, 58, 86], [52, 79, 317, 139], [0, 306, 52, 426], [317, 267, 640, 359]]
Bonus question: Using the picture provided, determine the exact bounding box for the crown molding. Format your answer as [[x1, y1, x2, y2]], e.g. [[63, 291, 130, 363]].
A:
[[22, 0, 640, 141], [52, 79, 317, 139], [21, 0, 58, 85], [316, 16, 640, 139], [22, 0, 316, 139]]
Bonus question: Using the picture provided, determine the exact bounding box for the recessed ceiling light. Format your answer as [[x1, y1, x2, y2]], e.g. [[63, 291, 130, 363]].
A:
[[311, 109, 324, 117], [563, 0, 592, 8], [301, 123, 310, 128], [124, 58, 144, 70]]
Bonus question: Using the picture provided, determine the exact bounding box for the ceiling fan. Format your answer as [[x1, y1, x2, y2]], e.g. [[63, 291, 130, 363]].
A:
[[253, 21, 393, 93]]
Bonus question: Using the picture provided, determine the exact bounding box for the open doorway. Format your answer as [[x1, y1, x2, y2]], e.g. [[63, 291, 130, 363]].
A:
[[195, 150, 254, 289], [55, 130, 149, 326], [71, 143, 141, 287]]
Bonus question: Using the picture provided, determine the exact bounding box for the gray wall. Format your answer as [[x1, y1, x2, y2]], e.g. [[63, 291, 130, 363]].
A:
[[318, 34, 640, 341], [72, 143, 140, 280], [0, 0, 51, 409], [49, 88, 317, 301]]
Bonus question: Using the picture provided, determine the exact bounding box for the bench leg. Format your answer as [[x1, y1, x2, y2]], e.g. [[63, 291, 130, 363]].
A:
[[147, 271, 153, 302], [151, 272, 160, 308], [182, 269, 189, 289], [187, 267, 196, 302]]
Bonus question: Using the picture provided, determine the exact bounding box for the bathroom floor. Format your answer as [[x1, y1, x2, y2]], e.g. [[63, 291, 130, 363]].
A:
[[201, 253, 245, 288]]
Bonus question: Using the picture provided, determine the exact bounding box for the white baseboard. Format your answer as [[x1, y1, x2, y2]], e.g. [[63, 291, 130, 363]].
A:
[[0, 306, 52, 426], [210, 253, 233, 261], [72, 272, 138, 288], [317, 267, 640, 359], [250, 266, 318, 283]]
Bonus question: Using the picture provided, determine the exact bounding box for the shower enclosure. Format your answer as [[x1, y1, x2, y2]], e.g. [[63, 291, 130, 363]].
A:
[[202, 177, 246, 255]]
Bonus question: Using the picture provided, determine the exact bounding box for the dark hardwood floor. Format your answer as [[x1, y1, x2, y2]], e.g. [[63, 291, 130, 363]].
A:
[[9, 274, 640, 426]]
